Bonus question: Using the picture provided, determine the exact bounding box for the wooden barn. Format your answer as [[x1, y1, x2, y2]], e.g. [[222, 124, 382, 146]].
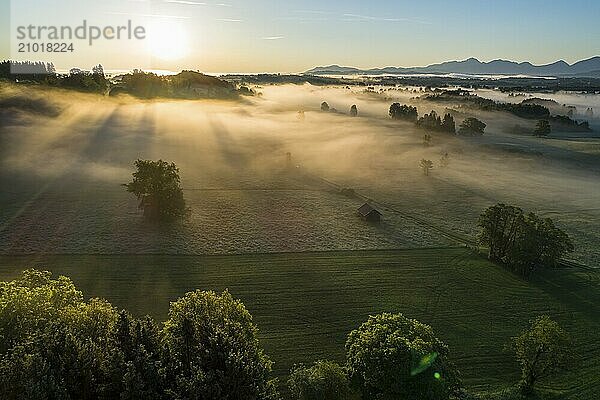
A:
[[357, 203, 382, 223]]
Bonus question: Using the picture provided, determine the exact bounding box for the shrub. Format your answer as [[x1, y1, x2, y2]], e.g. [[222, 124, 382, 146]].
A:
[[288, 360, 355, 400]]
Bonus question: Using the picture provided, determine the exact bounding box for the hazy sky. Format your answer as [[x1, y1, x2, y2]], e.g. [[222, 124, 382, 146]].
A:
[[1, 0, 599, 73]]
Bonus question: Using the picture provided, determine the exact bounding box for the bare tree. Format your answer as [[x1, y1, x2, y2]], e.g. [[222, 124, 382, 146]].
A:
[[420, 159, 434, 176]]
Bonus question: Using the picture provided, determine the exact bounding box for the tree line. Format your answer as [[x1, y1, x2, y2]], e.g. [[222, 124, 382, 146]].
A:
[[422, 90, 551, 120], [1, 61, 243, 99], [0, 269, 573, 400], [0, 61, 108, 93], [389, 103, 486, 136]]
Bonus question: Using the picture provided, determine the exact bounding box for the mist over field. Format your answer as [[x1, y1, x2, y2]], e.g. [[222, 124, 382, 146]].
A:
[[1, 82, 598, 265]]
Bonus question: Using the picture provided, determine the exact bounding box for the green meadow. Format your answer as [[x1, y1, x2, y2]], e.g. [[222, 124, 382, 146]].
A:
[[1, 247, 598, 398]]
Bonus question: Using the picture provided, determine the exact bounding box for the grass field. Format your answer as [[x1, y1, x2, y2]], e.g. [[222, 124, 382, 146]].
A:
[[0, 247, 598, 398], [2, 83, 599, 266]]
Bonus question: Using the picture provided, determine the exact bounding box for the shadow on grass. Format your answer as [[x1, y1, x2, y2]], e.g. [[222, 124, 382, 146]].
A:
[[475, 385, 566, 400]]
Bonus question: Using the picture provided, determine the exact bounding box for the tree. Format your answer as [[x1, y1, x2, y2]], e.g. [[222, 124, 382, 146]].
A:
[[350, 104, 358, 117], [440, 152, 450, 167], [92, 64, 105, 77], [124, 159, 188, 220], [288, 360, 355, 400], [0, 271, 276, 400], [389, 103, 418, 122], [478, 204, 574, 276], [478, 204, 524, 263], [417, 110, 442, 131], [346, 313, 460, 400], [162, 290, 276, 400], [0, 269, 123, 399], [510, 316, 572, 395], [321, 102, 330, 112], [423, 134, 432, 147], [534, 120, 551, 137], [585, 107, 594, 118], [458, 118, 486, 136], [440, 113, 456, 134], [508, 212, 574, 276], [420, 159, 434, 176]]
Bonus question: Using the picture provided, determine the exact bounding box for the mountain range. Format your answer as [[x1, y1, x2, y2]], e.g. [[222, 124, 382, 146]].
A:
[[304, 57, 600, 77]]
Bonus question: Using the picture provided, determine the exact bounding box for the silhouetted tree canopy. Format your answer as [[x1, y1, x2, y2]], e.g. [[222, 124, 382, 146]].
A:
[[417, 110, 442, 131], [423, 90, 550, 119], [389, 103, 418, 122], [534, 120, 551, 137], [440, 113, 456, 134], [549, 115, 592, 132], [124, 159, 188, 220], [458, 118, 486, 136], [116, 70, 236, 99], [478, 204, 574, 276]]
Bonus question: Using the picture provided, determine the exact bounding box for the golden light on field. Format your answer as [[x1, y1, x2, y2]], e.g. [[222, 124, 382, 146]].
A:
[[147, 20, 189, 61]]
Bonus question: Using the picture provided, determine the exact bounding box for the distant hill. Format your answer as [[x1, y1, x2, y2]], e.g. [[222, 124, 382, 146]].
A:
[[305, 56, 600, 77]]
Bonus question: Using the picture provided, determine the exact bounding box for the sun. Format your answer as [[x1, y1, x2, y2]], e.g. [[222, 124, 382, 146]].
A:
[[147, 20, 189, 61]]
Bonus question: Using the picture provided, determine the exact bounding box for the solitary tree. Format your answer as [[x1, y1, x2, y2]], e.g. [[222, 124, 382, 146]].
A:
[[458, 118, 486, 136], [321, 102, 330, 112], [420, 159, 434, 176], [389, 103, 418, 122], [534, 120, 551, 137], [350, 104, 358, 117], [124, 159, 188, 220], [510, 315, 572, 395], [346, 313, 460, 400], [288, 360, 355, 400]]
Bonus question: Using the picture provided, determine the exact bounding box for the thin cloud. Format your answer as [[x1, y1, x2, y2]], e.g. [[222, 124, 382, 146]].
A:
[[165, 0, 206, 4], [217, 18, 242, 22], [293, 10, 333, 15], [262, 36, 284, 40], [342, 13, 430, 24], [106, 11, 191, 19]]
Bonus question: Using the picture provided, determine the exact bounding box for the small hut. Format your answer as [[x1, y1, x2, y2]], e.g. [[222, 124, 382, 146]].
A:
[[357, 203, 382, 223]]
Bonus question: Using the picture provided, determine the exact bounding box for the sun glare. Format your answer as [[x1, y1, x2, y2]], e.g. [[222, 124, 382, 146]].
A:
[[147, 21, 189, 61]]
